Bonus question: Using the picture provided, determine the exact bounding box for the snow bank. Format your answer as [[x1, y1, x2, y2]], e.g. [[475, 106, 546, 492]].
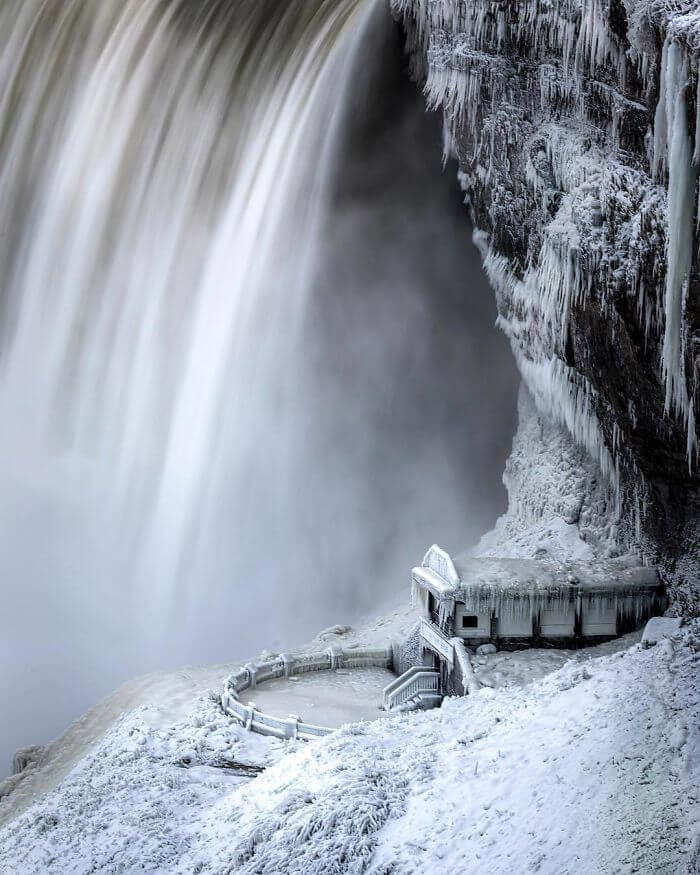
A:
[[642, 615, 684, 645], [0, 661, 241, 828], [0, 621, 696, 873]]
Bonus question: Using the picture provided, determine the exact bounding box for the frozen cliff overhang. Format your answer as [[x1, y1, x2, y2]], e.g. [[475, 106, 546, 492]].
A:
[[393, 0, 700, 611]]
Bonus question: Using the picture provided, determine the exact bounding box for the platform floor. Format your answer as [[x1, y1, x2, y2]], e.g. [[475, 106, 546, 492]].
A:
[[240, 667, 395, 728]]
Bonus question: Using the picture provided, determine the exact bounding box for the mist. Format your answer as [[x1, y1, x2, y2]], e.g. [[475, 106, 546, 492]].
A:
[[0, 4, 518, 777]]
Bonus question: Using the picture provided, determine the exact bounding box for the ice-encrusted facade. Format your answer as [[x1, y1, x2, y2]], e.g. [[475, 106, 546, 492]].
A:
[[393, 0, 700, 612], [410, 544, 666, 702]]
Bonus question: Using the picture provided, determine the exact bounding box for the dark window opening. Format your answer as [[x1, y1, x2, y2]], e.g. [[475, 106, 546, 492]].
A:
[[462, 615, 478, 629]]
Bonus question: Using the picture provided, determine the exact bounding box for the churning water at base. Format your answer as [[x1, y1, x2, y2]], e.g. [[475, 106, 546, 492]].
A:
[[0, 0, 518, 771]]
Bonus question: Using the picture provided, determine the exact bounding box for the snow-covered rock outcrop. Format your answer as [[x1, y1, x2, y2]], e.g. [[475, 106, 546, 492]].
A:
[[392, 0, 700, 612]]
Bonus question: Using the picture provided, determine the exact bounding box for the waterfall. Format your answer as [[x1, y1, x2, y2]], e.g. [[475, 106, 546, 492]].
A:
[[0, 0, 519, 773], [0, 0, 380, 608]]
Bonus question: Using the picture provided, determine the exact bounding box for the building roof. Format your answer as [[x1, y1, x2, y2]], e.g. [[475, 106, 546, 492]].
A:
[[413, 545, 662, 603]]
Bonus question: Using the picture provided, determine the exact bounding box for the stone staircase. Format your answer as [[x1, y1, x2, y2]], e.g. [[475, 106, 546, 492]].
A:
[[382, 665, 441, 712]]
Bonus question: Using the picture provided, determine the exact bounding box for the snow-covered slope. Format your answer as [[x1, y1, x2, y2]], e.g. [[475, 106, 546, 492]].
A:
[[0, 592, 419, 829], [392, 0, 700, 612], [0, 620, 697, 873], [0, 663, 249, 829]]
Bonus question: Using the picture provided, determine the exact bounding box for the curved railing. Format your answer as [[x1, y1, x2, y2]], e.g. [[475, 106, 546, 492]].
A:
[[221, 644, 394, 740]]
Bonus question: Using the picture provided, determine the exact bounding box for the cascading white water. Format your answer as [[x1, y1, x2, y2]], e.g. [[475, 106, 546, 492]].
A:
[[0, 0, 392, 773], [0, 0, 378, 601], [0, 0, 519, 773]]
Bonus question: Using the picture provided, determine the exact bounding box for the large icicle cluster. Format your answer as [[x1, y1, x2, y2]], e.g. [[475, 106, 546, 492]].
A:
[[393, 0, 700, 611]]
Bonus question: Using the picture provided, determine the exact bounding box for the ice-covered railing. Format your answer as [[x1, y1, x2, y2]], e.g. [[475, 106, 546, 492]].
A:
[[382, 665, 439, 710], [451, 637, 481, 695], [382, 635, 480, 708], [221, 644, 394, 740]]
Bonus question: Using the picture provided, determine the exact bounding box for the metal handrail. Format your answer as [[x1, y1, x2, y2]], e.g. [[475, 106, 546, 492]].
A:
[[383, 668, 439, 710], [381, 664, 427, 700]]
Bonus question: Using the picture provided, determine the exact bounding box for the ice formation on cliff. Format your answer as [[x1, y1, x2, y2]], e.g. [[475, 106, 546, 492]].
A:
[[393, 0, 700, 609]]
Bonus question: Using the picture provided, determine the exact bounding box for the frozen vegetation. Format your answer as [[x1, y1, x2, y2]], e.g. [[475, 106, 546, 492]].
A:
[[0, 617, 697, 873]]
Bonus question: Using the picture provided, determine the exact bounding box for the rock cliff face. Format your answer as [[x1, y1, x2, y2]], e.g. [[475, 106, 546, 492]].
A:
[[392, 0, 700, 612]]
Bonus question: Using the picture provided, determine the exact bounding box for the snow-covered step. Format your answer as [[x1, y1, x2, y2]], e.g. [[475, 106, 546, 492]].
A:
[[409, 691, 442, 711], [392, 691, 443, 713]]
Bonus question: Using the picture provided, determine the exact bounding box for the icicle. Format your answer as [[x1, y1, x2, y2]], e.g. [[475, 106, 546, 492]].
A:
[[653, 39, 672, 180], [515, 353, 620, 495], [411, 576, 428, 613], [694, 67, 700, 168], [657, 42, 697, 424], [688, 404, 698, 473], [695, 70, 700, 240]]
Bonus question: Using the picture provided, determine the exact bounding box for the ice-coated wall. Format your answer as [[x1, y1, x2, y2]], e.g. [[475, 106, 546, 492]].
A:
[[393, 0, 700, 612]]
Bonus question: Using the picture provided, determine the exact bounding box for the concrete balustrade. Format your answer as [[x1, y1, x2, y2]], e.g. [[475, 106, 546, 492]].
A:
[[221, 644, 394, 740]]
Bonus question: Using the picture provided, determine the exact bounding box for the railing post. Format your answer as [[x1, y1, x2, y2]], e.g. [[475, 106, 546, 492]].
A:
[[287, 714, 301, 739], [327, 646, 343, 670], [246, 703, 256, 730], [281, 653, 296, 678], [244, 662, 258, 689], [223, 690, 238, 709]]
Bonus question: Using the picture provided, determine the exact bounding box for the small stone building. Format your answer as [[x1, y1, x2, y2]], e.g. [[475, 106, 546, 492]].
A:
[[412, 545, 666, 693]]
